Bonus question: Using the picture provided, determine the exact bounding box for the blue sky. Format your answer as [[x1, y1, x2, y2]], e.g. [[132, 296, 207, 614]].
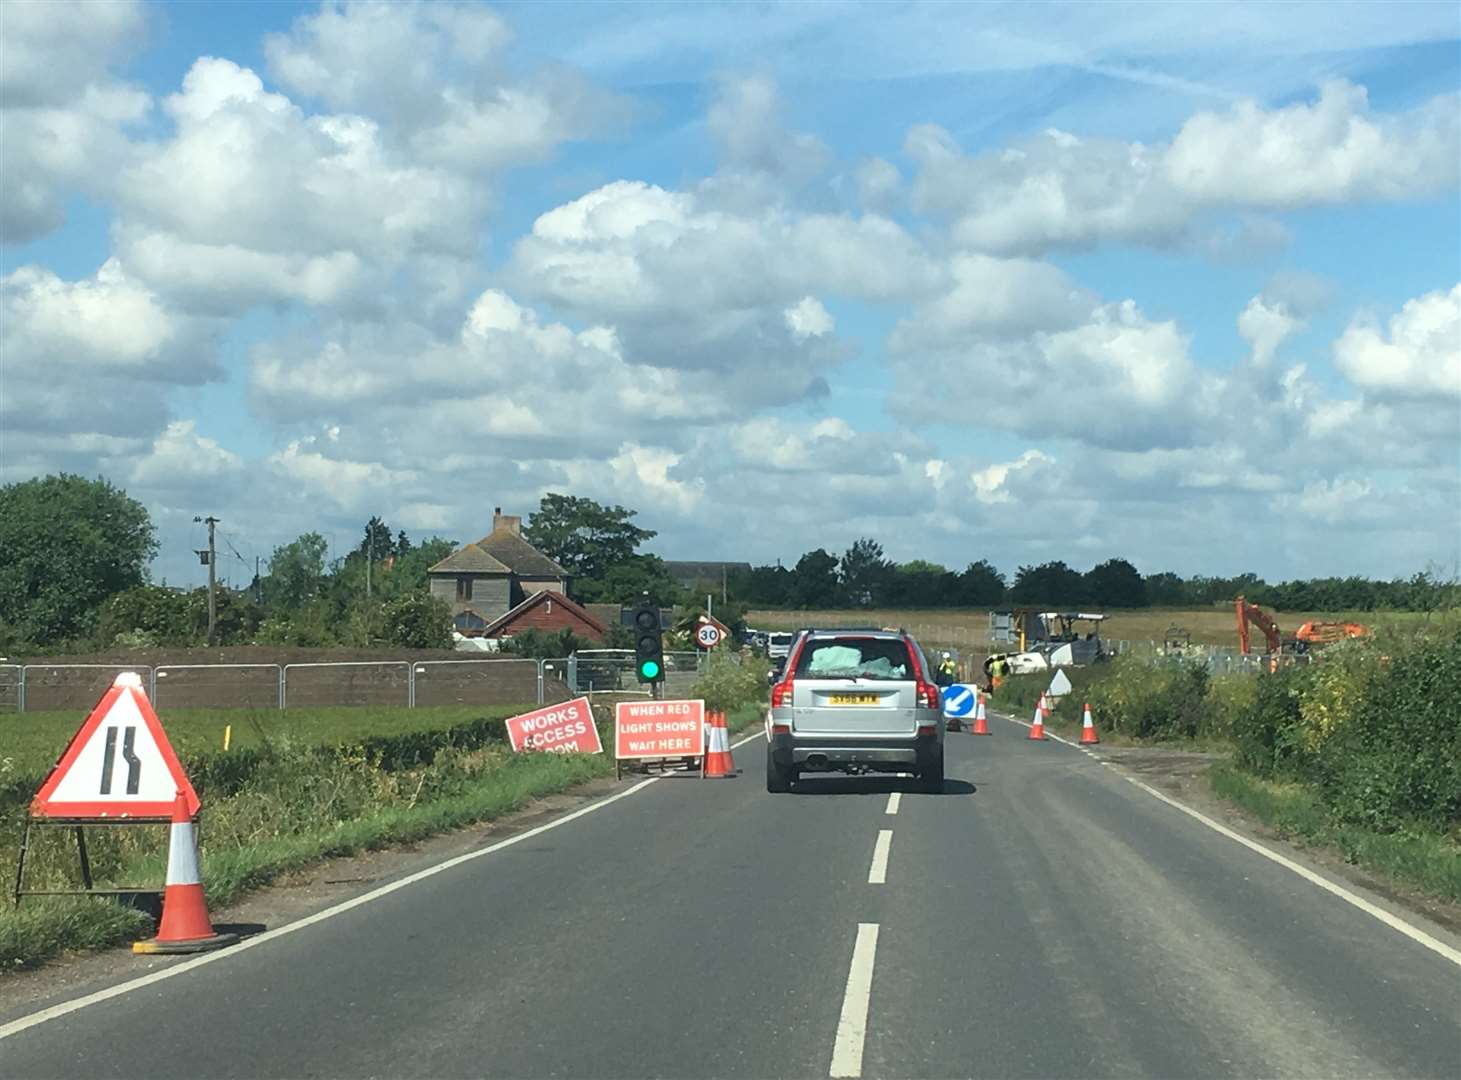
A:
[[2, 1, 1458, 590]]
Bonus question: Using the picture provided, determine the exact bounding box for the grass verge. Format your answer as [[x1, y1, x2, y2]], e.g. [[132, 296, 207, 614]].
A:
[[1208, 762, 1461, 905], [2, 698, 767, 975]]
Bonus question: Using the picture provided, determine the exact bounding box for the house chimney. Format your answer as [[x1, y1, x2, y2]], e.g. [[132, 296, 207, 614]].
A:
[[493, 508, 521, 536]]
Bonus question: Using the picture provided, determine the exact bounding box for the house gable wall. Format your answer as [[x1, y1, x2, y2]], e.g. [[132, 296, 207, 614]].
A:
[[430, 573, 511, 619]]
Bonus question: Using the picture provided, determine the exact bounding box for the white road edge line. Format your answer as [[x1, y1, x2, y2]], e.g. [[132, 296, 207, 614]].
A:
[[993, 710, 1461, 968], [885, 792, 901, 816], [829, 922, 879, 1078], [868, 829, 893, 885], [4, 727, 772, 1042]]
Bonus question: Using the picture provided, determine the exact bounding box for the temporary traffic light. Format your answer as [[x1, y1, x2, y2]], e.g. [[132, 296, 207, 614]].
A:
[[632, 603, 664, 683]]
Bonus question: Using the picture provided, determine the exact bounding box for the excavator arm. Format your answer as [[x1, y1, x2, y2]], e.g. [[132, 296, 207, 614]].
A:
[[1235, 596, 1282, 654]]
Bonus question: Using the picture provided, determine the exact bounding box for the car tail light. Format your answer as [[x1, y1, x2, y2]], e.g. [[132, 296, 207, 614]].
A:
[[771, 722, 791, 735], [917, 682, 942, 710], [770, 681, 794, 708]]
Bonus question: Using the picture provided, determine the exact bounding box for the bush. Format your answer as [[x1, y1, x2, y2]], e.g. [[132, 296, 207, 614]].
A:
[[499, 627, 590, 660], [381, 592, 451, 649], [1084, 657, 1210, 740], [692, 650, 771, 715], [1229, 664, 1313, 777]]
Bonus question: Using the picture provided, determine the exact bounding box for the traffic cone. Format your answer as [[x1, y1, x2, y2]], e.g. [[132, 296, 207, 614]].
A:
[[971, 693, 991, 735], [1039, 692, 1052, 721], [1080, 703, 1100, 745], [1028, 700, 1047, 741], [702, 710, 737, 778], [134, 792, 237, 954]]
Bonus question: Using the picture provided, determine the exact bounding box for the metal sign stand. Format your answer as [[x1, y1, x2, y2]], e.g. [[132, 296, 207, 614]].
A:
[[13, 817, 167, 906]]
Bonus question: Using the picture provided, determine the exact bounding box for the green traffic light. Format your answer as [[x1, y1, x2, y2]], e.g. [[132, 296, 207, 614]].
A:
[[639, 659, 661, 680]]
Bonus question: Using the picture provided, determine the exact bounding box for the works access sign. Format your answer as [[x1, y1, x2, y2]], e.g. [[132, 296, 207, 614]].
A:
[[505, 697, 603, 755], [31, 674, 200, 820], [614, 699, 706, 760]]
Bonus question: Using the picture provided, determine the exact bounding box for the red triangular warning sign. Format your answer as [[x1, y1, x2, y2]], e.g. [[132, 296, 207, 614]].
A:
[[30, 673, 199, 821]]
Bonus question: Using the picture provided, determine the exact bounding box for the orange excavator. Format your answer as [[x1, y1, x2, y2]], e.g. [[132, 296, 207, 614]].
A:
[[1236, 596, 1284, 654], [1236, 596, 1368, 654]]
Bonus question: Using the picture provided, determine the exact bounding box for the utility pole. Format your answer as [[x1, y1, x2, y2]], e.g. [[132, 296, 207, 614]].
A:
[[366, 530, 373, 600], [194, 515, 219, 646]]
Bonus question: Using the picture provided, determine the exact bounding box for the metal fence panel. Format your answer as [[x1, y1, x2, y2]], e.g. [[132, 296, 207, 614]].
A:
[[0, 665, 20, 713], [20, 665, 154, 714], [283, 662, 409, 709], [153, 664, 283, 711], [410, 659, 544, 709]]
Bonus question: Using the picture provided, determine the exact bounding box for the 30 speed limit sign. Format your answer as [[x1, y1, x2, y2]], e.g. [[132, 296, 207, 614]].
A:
[[695, 623, 722, 649]]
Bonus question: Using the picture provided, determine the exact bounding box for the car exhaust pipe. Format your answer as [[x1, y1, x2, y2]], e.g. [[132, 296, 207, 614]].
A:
[[805, 753, 828, 771]]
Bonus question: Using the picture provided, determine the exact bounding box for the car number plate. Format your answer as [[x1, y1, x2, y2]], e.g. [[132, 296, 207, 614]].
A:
[[828, 694, 879, 706]]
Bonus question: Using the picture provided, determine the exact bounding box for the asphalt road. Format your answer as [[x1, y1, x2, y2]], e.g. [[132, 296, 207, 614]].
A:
[[3, 715, 1459, 1079]]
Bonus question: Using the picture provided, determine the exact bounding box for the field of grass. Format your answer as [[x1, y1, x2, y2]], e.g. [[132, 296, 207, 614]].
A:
[[2, 703, 531, 777], [746, 607, 1441, 650]]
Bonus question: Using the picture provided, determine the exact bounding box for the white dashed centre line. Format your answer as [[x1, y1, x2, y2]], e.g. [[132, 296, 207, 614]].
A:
[[884, 792, 900, 816], [830, 922, 880, 1078], [868, 829, 892, 884]]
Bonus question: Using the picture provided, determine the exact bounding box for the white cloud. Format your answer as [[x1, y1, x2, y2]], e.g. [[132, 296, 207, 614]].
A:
[[855, 157, 902, 212], [971, 450, 1055, 505], [1, 259, 183, 369], [1237, 296, 1304, 366], [893, 298, 1215, 451], [129, 420, 243, 487], [1333, 285, 1461, 401], [785, 296, 834, 340], [907, 80, 1460, 257], [0, 1, 149, 244], [706, 74, 828, 183], [1166, 80, 1461, 208], [115, 57, 483, 310], [264, 0, 625, 171]]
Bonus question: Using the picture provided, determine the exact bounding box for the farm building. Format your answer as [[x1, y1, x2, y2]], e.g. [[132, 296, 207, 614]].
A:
[[428, 509, 572, 636]]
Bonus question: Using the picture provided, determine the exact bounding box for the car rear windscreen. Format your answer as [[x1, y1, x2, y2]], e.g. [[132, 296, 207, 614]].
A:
[[794, 639, 911, 680]]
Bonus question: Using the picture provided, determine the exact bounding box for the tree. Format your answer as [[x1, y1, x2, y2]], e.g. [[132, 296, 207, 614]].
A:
[[955, 560, 1006, 606], [0, 474, 157, 645], [264, 532, 329, 611], [888, 561, 953, 607], [840, 538, 892, 607], [736, 564, 794, 607], [791, 549, 841, 608], [1084, 558, 1148, 608], [575, 554, 681, 606], [1010, 561, 1087, 606], [1143, 571, 1190, 607], [381, 593, 451, 649], [523, 494, 657, 585], [357, 516, 394, 560], [394, 529, 412, 559]]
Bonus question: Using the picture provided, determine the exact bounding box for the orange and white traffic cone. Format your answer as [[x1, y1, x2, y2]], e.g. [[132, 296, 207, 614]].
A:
[[1039, 692, 1052, 722], [702, 711, 737, 778], [134, 792, 237, 954], [1028, 700, 1047, 741], [1080, 703, 1100, 745], [971, 693, 991, 735]]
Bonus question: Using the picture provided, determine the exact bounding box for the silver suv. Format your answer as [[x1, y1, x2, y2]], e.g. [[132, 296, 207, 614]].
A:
[[766, 629, 946, 793]]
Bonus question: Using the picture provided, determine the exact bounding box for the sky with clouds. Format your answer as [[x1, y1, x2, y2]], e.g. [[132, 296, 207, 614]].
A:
[[2, 0, 1458, 590]]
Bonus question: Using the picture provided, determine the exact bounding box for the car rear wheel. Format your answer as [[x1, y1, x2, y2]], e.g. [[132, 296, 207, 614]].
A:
[[766, 746, 794, 793], [919, 753, 945, 793]]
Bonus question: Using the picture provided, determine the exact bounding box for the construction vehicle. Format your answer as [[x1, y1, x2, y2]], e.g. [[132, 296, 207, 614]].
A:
[[1236, 597, 1368, 654], [1294, 621, 1369, 646], [985, 610, 1109, 676]]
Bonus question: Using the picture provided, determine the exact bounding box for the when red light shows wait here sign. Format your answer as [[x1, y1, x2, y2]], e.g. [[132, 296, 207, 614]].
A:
[[614, 699, 705, 760]]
